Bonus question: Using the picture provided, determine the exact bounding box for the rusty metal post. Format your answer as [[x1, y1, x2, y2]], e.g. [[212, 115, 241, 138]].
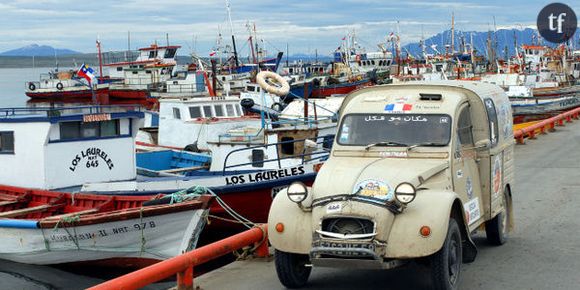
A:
[[254, 240, 270, 258], [177, 266, 194, 290], [528, 130, 536, 139], [557, 119, 564, 126]]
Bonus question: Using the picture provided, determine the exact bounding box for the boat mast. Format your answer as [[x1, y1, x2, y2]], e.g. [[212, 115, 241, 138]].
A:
[[226, 0, 239, 68], [451, 12, 455, 54], [247, 22, 257, 64], [96, 38, 104, 83]]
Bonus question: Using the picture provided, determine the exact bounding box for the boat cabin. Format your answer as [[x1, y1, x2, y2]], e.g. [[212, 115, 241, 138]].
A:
[[105, 44, 181, 80], [157, 96, 260, 149], [0, 106, 144, 190]]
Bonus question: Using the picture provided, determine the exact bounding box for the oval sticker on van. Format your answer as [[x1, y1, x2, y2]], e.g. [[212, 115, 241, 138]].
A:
[[353, 179, 394, 201]]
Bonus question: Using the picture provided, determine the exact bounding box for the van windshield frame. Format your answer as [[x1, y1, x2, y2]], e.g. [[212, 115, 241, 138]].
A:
[[337, 113, 452, 147]]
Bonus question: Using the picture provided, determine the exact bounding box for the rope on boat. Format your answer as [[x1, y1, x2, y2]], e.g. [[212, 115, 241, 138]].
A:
[[167, 185, 256, 229]]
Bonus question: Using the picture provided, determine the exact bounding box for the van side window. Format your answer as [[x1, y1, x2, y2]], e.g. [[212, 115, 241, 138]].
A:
[[484, 99, 499, 147], [457, 106, 474, 146]]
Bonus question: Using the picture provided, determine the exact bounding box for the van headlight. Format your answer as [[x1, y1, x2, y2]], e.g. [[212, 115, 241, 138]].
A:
[[395, 183, 416, 204], [287, 182, 308, 203]]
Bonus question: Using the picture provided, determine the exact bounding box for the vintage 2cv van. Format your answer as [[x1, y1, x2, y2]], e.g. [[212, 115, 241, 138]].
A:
[[268, 81, 515, 290]]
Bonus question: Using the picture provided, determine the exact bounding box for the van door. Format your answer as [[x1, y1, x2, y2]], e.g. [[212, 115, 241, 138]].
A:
[[484, 98, 505, 217], [453, 104, 484, 230]]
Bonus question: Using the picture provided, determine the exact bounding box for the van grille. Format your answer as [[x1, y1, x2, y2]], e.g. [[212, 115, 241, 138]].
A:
[[321, 218, 374, 236]]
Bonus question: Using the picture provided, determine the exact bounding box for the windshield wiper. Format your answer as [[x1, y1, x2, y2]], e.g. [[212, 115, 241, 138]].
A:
[[406, 142, 440, 152], [365, 141, 409, 151]]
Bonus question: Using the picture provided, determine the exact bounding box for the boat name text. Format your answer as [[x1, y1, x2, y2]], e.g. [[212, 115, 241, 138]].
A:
[[69, 147, 115, 172]]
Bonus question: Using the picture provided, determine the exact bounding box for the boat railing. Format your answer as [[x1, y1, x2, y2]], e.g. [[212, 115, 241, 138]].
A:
[[221, 134, 334, 174], [0, 105, 144, 119], [265, 116, 335, 129]]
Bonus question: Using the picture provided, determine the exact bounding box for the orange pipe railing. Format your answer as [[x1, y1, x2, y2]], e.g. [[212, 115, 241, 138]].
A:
[[88, 224, 268, 290], [513, 107, 580, 144]]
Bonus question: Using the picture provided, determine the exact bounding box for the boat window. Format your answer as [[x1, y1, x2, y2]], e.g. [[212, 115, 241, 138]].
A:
[[60, 122, 81, 140], [280, 137, 295, 155], [226, 104, 235, 116], [188, 106, 201, 118], [0, 131, 15, 154], [145, 70, 152, 74], [164, 48, 177, 58], [214, 105, 225, 117], [116, 67, 123, 72], [203, 105, 213, 118], [100, 120, 120, 137], [484, 99, 499, 147], [81, 122, 99, 138], [59, 120, 122, 141], [251, 149, 265, 168], [457, 106, 474, 146], [235, 104, 242, 116], [173, 108, 181, 119], [149, 50, 158, 58]]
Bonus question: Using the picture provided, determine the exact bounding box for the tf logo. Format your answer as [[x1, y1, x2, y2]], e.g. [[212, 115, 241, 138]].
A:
[[537, 3, 577, 44]]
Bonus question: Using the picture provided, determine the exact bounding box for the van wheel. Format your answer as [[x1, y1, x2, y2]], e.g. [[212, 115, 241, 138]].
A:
[[485, 190, 510, 245], [274, 249, 311, 288], [430, 218, 462, 290]]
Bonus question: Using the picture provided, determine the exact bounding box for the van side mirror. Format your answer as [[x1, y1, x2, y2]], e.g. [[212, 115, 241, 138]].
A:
[[474, 139, 491, 150]]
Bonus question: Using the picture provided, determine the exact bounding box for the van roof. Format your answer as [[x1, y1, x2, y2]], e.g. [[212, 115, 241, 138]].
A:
[[339, 81, 508, 116]]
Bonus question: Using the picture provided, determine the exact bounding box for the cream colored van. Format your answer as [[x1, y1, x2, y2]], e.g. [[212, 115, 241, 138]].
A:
[[268, 81, 515, 290]]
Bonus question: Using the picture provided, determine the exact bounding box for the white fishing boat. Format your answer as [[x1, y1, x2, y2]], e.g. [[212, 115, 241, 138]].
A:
[[0, 185, 212, 266]]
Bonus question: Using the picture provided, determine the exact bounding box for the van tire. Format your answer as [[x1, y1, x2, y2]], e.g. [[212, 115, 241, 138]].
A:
[[430, 218, 462, 290], [274, 249, 311, 289], [485, 190, 510, 245]]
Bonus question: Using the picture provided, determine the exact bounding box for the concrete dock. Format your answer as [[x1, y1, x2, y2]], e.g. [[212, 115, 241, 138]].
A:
[[196, 119, 580, 290]]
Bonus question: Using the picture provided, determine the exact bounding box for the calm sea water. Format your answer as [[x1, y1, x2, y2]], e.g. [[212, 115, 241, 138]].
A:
[[0, 67, 44, 107]]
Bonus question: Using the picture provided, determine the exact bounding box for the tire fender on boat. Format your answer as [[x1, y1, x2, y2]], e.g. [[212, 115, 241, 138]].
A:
[[28, 82, 36, 91], [256, 71, 290, 96], [56, 82, 64, 90]]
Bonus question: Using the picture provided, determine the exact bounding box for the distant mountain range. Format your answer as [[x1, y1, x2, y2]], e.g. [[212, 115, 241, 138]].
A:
[[0, 44, 81, 56], [402, 28, 558, 59]]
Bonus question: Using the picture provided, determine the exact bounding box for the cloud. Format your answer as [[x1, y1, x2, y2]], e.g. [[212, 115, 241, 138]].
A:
[[0, 0, 557, 55]]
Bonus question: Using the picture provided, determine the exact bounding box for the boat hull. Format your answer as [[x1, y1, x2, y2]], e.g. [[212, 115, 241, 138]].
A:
[[0, 209, 208, 265], [109, 88, 150, 99], [25, 87, 110, 100], [511, 95, 580, 116], [311, 79, 372, 98]]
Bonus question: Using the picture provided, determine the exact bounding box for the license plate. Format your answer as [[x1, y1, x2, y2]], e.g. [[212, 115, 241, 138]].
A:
[[319, 241, 375, 250]]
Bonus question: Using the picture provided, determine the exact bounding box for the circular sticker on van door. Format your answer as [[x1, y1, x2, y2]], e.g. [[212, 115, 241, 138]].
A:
[[353, 179, 393, 201]]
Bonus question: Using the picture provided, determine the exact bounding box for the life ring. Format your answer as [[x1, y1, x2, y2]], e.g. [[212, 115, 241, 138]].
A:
[[256, 71, 290, 96], [56, 82, 64, 90], [28, 82, 36, 91]]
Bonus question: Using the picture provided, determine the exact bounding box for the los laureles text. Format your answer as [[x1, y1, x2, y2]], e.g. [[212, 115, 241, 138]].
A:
[[69, 147, 115, 172], [226, 166, 306, 185]]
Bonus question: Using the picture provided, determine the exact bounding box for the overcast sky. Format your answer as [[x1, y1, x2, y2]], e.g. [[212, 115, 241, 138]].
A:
[[0, 0, 578, 57]]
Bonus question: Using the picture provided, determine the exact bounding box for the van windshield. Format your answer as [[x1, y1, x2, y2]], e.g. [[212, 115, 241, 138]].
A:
[[338, 114, 452, 146]]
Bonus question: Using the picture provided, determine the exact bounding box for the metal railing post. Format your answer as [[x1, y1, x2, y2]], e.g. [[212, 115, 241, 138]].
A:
[[177, 266, 194, 290]]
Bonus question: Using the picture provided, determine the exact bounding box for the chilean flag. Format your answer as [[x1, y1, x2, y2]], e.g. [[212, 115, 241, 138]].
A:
[[385, 103, 412, 112], [77, 63, 96, 84]]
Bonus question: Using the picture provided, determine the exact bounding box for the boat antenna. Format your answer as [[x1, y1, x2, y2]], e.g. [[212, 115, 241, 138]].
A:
[[166, 33, 170, 46], [226, 0, 239, 67]]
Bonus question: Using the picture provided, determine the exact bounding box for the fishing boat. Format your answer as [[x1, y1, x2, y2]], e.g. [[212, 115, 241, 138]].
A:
[[105, 44, 181, 100], [0, 184, 212, 266], [25, 69, 109, 100]]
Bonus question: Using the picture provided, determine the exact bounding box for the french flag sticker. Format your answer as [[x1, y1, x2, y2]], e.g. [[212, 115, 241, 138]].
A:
[[385, 103, 412, 112]]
